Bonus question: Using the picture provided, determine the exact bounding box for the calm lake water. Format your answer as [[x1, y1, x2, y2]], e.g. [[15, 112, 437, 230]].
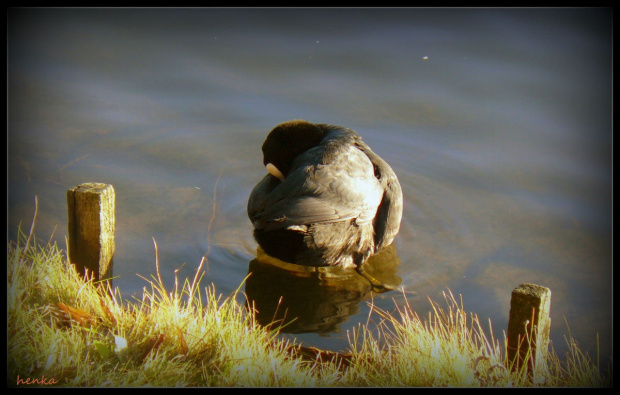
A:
[[8, 8, 612, 367]]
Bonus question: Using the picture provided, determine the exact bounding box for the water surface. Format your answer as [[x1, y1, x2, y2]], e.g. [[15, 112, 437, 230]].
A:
[[8, 8, 612, 366]]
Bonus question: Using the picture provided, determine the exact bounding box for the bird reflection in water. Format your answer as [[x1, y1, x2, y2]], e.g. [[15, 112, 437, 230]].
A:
[[245, 244, 401, 334]]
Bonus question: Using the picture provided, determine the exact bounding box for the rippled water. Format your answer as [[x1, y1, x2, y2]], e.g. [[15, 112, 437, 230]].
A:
[[8, 8, 612, 365]]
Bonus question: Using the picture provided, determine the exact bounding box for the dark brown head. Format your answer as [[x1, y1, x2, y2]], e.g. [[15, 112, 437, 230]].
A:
[[261, 120, 325, 179]]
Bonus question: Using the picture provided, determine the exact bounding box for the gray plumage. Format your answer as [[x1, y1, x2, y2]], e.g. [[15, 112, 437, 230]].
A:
[[248, 120, 403, 269]]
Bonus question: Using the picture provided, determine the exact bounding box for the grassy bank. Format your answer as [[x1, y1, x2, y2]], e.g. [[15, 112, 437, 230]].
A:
[[7, 227, 611, 387]]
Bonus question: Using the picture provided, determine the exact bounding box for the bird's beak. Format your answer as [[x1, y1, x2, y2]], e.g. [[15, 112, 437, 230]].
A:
[[266, 163, 285, 181]]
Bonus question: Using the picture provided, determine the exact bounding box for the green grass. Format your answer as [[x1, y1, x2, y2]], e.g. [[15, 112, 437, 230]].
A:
[[7, 225, 612, 387], [343, 292, 611, 387]]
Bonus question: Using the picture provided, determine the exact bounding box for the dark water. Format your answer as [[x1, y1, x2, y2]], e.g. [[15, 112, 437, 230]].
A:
[[8, 8, 612, 367]]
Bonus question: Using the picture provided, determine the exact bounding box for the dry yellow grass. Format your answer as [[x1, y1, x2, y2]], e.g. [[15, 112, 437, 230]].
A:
[[7, 223, 611, 387]]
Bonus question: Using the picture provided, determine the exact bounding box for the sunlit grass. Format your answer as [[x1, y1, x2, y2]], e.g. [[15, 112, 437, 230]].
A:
[[7, 224, 612, 387], [342, 292, 509, 386], [7, 226, 341, 387], [342, 292, 611, 387]]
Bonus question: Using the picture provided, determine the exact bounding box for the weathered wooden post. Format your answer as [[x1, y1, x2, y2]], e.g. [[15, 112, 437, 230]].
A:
[[507, 283, 551, 378], [67, 183, 115, 286]]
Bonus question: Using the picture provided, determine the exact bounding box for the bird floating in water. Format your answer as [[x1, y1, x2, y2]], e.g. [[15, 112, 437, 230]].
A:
[[248, 120, 403, 273]]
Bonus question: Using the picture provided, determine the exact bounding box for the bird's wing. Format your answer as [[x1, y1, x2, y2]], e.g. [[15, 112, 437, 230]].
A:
[[251, 145, 383, 231], [247, 174, 279, 221], [355, 141, 403, 248]]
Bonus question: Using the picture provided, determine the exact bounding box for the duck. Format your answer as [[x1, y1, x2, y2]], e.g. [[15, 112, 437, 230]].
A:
[[247, 120, 403, 272]]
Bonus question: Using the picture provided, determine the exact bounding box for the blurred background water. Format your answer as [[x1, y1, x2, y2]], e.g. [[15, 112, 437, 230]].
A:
[[8, 8, 612, 367]]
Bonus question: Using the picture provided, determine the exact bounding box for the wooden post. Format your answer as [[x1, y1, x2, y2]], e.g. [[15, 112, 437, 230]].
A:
[[507, 283, 551, 377], [67, 183, 115, 285]]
